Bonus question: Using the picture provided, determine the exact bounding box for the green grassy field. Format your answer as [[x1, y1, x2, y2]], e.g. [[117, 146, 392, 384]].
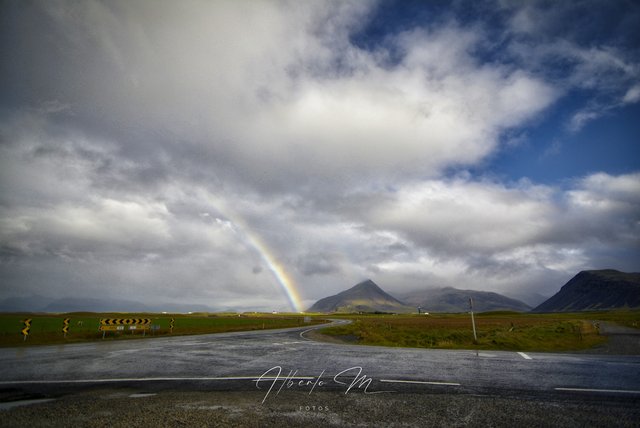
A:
[[317, 310, 640, 352], [3, 310, 638, 352], [0, 313, 321, 347]]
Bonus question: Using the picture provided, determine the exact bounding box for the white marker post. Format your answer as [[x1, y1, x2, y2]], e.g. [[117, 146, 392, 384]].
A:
[[469, 297, 478, 344]]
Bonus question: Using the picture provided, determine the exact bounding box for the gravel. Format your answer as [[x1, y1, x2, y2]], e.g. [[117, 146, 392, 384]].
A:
[[1, 388, 639, 427]]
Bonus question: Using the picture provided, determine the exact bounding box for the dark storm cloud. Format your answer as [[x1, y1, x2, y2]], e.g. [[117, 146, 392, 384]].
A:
[[297, 252, 344, 276]]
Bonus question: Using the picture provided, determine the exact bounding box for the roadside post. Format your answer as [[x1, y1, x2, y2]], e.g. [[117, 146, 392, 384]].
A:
[[469, 298, 478, 344]]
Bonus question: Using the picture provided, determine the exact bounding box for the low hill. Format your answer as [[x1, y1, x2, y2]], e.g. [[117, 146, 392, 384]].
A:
[[401, 287, 531, 313], [308, 280, 413, 313], [533, 269, 640, 312]]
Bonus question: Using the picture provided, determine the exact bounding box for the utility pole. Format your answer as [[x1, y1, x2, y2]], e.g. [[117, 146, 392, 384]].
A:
[[469, 297, 477, 343]]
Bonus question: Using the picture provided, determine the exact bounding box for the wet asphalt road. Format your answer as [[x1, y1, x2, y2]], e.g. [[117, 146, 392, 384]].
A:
[[1, 319, 639, 401]]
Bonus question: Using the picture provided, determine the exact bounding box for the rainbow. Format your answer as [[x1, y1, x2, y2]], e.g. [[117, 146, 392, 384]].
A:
[[239, 228, 304, 313], [206, 198, 303, 313]]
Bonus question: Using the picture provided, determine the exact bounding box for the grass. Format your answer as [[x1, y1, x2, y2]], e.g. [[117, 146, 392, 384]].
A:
[[317, 310, 640, 352], [3, 310, 638, 352], [0, 312, 322, 347]]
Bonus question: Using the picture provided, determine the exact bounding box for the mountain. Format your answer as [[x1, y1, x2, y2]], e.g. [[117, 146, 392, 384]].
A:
[[42, 298, 153, 313], [504, 291, 550, 308], [400, 287, 531, 313], [0, 295, 53, 312], [0, 296, 215, 313], [533, 269, 640, 312], [308, 279, 413, 313]]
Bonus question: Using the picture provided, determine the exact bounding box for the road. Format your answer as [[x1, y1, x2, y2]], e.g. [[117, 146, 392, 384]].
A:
[[1, 320, 639, 426]]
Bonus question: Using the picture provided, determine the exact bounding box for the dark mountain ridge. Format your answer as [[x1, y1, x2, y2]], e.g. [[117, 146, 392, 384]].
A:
[[533, 269, 640, 312], [308, 280, 531, 313], [401, 287, 531, 313]]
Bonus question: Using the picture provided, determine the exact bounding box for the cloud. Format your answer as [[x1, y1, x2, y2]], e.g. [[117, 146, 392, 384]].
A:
[[1, 0, 557, 192], [297, 252, 344, 276], [506, 1, 640, 131], [322, 172, 640, 295], [568, 108, 606, 133], [354, 178, 554, 255], [0, 0, 638, 310], [623, 84, 640, 104], [561, 173, 640, 246]]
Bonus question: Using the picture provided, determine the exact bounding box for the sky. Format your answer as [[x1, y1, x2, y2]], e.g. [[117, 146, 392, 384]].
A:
[[1, 0, 639, 312]]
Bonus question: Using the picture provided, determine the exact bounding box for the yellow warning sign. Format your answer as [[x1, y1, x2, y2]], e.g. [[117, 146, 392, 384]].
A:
[[63, 318, 70, 336], [100, 318, 151, 326], [21, 318, 31, 340], [99, 325, 125, 331], [126, 324, 149, 330]]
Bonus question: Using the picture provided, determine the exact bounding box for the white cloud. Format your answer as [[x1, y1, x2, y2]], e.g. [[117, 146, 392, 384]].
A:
[[568, 106, 608, 132], [3, 1, 557, 189], [623, 84, 640, 104], [358, 178, 555, 254], [241, 22, 555, 182], [561, 173, 640, 247]]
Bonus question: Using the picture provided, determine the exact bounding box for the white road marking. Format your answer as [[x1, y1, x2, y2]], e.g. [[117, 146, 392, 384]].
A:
[[299, 328, 315, 339], [0, 398, 55, 410], [108, 349, 150, 357], [380, 379, 461, 386], [0, 375, 315, 385], [129, 393, 157, 398], [517, 352, 532, 360], [555, 387, 640, 394], [300, 319, 350, 340]]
